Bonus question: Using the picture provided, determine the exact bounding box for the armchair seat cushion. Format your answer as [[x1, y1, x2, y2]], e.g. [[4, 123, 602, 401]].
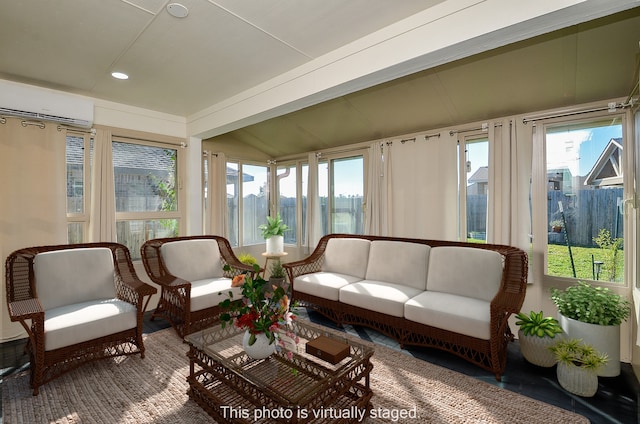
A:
[[339, 280, 423, 317], [190, 278, 242, 312], [44, 299, 137, 351], [294, 272, 362, 301], [405, 291, 491, 340]]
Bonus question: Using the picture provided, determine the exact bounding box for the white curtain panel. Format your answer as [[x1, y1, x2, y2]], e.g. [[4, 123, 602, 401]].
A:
[[305, 152, 323, 253], [0, 117, 67, 340], [89, 128, 116, 242], [387, 132, 457, 240], [205, 151, 228, 237], [364, 141, 391, 236]]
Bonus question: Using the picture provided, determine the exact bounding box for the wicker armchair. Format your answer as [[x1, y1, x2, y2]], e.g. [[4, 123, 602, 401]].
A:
[[5, 242, 157, 395], [140, 235, 257, 338]]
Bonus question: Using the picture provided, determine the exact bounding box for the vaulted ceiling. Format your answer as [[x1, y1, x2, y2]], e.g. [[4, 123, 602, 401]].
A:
[[1, 1, 639, 157]]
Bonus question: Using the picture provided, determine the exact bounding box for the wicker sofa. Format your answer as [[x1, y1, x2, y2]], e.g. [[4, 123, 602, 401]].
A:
[[140, 235, 257, 338], [5, 243, 157, 395], [283, 234, 528, 380]]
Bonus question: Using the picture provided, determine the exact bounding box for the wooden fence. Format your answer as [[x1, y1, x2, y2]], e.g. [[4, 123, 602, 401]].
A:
[[467, 188, 624, 247]]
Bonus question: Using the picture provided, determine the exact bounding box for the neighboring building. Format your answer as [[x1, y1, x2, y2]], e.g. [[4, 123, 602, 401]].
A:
[[467, 166, 488, 195], [584, 137, 623, 188]]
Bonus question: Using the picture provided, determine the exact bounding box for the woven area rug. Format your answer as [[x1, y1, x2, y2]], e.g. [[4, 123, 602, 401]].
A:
[[2, 324, 589, 424]]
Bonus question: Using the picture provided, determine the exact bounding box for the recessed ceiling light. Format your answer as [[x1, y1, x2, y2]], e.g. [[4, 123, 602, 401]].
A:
[[111, 72, 129, 80], [167, 3, 189, 18]]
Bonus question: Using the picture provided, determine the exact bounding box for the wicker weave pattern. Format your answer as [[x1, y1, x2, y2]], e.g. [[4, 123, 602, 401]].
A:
[[140, 235, 258, 338], [4, 242, 157, 395], [283, 234, 528, 381]]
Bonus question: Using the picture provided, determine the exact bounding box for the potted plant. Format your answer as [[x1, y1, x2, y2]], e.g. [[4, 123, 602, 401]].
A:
[[550, 281, 631, 376], [259, 213, 289, 254], [219, 264, 297, 359], [549, 338, 608, 397], [549, 220, 564, 233], [515, 311, 564, 367], [237, 252, 258, 266], [269, 259, 287, 290]]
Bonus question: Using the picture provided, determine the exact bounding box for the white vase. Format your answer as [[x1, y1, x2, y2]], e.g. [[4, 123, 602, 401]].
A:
[[242, 331, 276, 360], [518, 330, 562, 368], [556, 362, 599, 397], [558, 313, 620, 377], [265, 235, 284, 254]]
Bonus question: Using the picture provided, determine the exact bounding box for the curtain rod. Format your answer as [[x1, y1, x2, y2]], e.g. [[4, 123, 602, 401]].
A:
[[522, 100, 635, 124]]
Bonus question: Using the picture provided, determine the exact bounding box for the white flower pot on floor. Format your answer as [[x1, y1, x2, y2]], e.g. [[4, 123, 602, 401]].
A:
[[556, 362, 599, 397], [518, 330, 562, 367], [558, 313, 620, 377]]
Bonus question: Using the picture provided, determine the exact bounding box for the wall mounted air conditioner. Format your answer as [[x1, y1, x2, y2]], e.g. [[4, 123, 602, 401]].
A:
[[0, 80, 94, 128]]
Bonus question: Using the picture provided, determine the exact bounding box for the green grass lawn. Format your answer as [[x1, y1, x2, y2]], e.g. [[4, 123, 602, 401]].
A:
[[547, 244, 624, 283], [467, 238, 624, 283]]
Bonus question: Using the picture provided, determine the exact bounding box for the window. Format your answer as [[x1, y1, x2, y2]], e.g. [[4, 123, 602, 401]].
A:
[[226, 161, 269, 247], [331, 156, 364, 234], [536, 116, 626, 283], [277, 164, 298, 245], [459, 137, 489, 242], [113, 140, 181, 259], [66, 133, 91, 243]]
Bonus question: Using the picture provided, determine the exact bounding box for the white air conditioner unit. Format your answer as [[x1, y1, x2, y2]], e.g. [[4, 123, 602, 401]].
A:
[[0, 80, 94, 128]]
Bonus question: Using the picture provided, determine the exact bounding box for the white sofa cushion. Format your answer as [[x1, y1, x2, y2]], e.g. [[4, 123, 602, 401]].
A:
[[405, 291, 492, 340], [160, 239, 223, 281], [294, 272, 363, 301], [321, 238, 371, 279], [191, 278, 242, 312], [340, 280, 423, 317], [34, 248, 115, 311], [426, 246, 503, 302], [44, 299, 137, 351], [365, 241, 430, 290]]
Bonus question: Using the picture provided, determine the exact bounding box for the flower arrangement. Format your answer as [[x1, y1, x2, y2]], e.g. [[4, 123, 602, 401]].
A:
[[219, 265, 298, 358]]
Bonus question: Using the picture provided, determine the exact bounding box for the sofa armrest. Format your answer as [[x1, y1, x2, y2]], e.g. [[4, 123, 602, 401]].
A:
[[7, 298, 44, 322]]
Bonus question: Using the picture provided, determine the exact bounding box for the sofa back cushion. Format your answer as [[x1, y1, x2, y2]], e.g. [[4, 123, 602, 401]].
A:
[[426, 246, 503, 302], [365, 241, 430, 290], [34, 247, 116, 311], [321, 238, 371, 279], [160, 239, 223, 281]]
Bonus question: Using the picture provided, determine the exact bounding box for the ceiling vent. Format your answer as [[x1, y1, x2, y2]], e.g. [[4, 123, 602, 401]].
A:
[[0, 80, 93, 128]]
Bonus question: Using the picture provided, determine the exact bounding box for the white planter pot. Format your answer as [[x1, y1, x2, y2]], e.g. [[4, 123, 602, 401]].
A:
[[556, 362, 599, 397], [265, 235, 284, 254], [518, 330, 562, 368], [242, 331, 276, 360], [558, 313, 620, 377]]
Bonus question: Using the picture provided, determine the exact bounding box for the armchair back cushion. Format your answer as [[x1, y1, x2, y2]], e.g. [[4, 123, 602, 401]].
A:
[[426, 246, 503, 302], [160, 239, 223, 281], [321, 238, 370, 279], [34, 247, 115, 311], [365, 241, 431, 290]]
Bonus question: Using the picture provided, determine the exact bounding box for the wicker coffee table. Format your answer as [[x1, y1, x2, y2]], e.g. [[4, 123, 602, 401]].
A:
[[185, 320, 374, 423]]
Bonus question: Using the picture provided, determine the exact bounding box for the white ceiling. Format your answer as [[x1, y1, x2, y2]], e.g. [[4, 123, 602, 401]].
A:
[[1, 1, 639, 157]]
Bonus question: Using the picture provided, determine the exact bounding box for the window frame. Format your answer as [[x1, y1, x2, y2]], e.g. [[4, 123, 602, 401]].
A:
[[112, 136, 185, 255], [457, 133, 489, 243], [66, 131, 92, 243], [531, 111, 631, 288]]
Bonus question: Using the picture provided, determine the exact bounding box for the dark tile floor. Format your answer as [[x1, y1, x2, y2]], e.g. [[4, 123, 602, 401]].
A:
[[1, 309, 638, 424]]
